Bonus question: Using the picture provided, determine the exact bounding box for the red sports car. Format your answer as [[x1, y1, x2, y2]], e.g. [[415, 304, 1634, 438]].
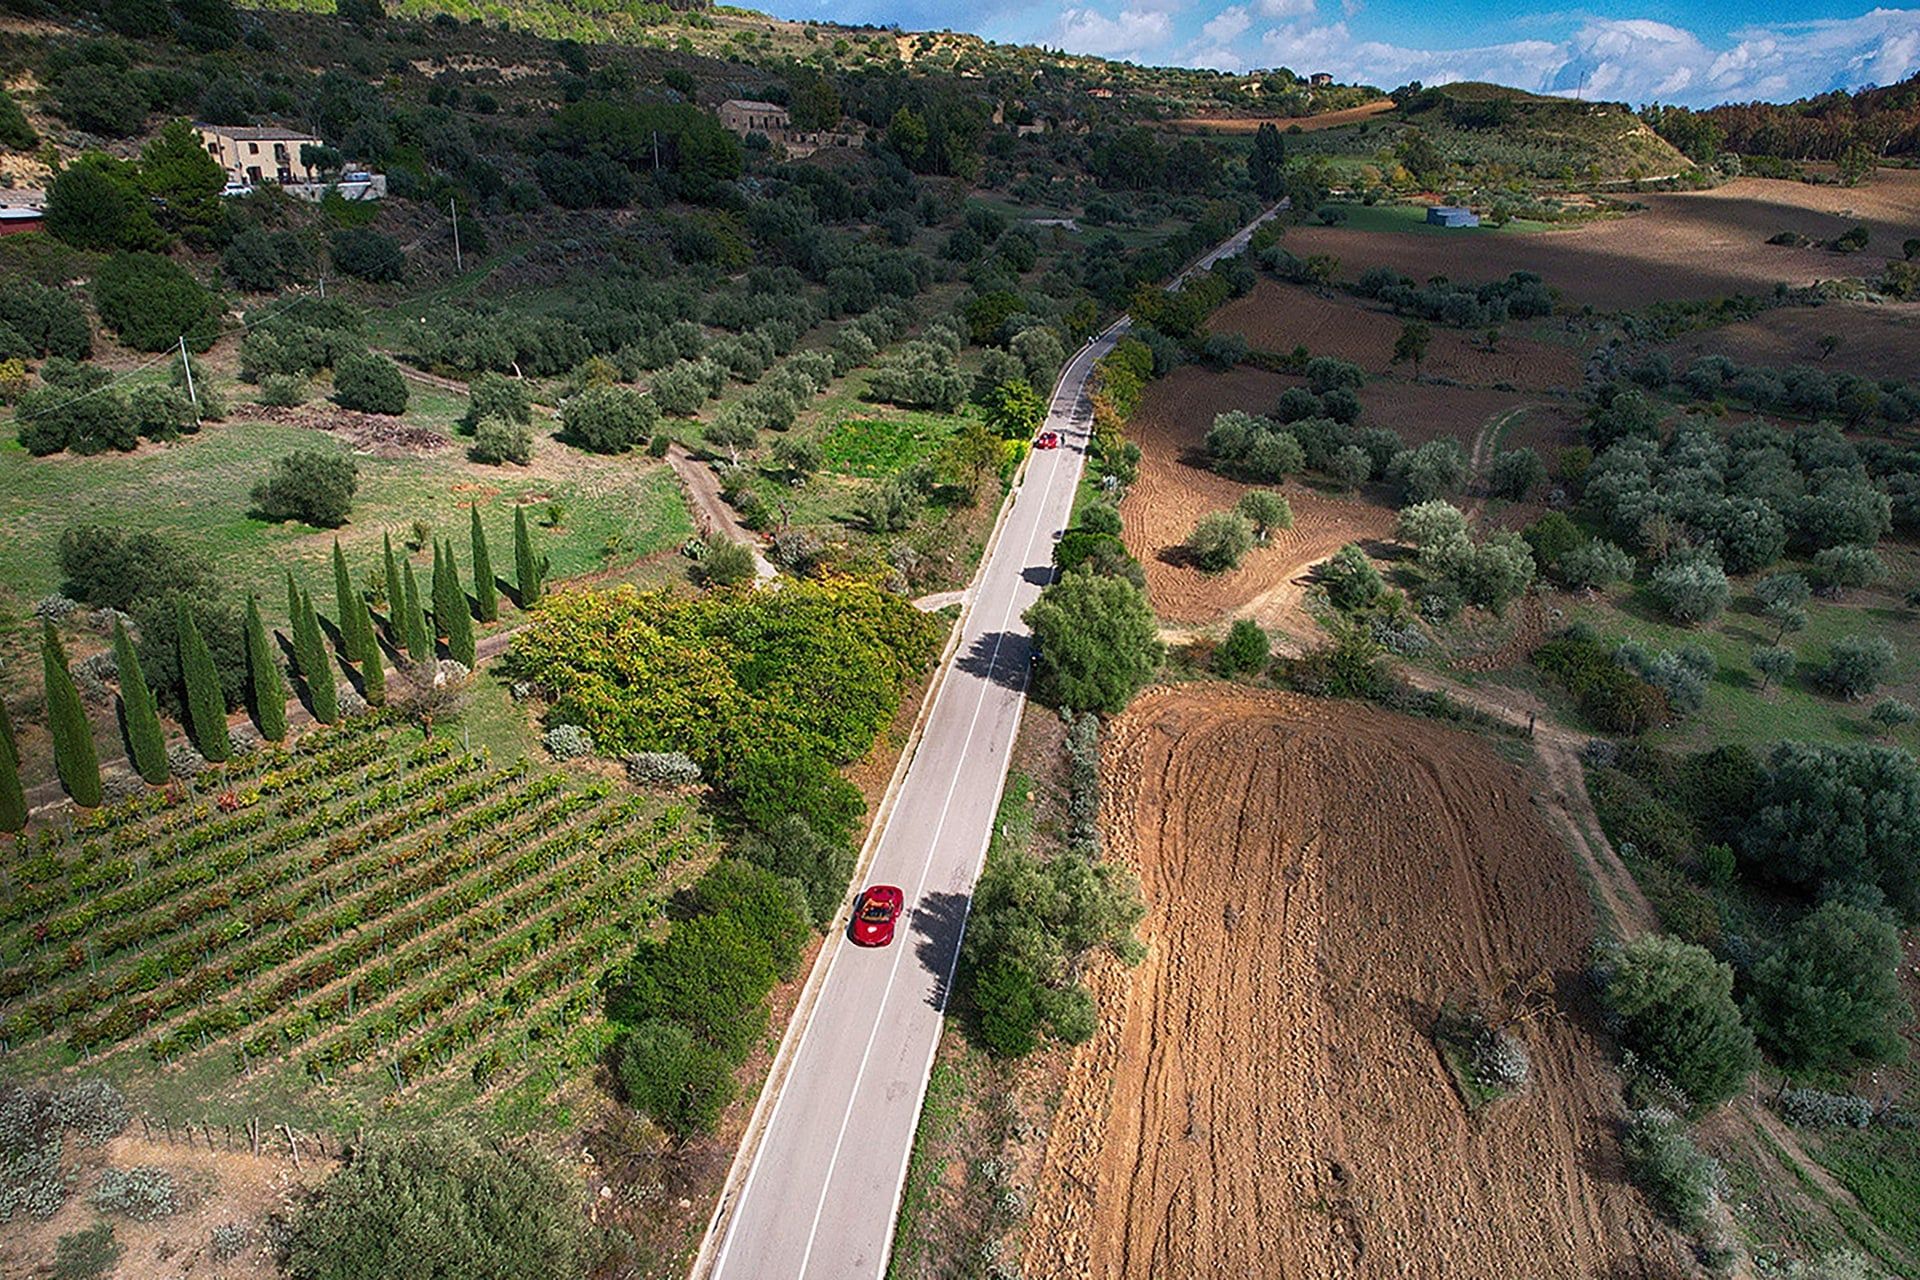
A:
[[851, 885, 905, 947], [1034, 431, 1060, 450]]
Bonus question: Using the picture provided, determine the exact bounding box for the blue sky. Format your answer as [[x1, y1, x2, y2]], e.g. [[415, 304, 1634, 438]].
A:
[[780, 0, 1920, 107]]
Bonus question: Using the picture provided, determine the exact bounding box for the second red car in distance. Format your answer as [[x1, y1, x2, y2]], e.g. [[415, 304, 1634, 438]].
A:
[[851, 885, 905, 947], [1033, 430, 1059, 450]]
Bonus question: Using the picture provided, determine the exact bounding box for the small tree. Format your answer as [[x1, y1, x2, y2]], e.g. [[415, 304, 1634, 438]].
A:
[[42, 624, 103, 807], [1817, 634, 1894, 701], [984, 378, 1045, 439], [1186, 510, 1254, 572], [1235, 490, 1292, 541], [1024, 573, 1163, 715], [561, 384, 656, 454], [471, 417, 534, 466], [1754, 572, 1811, 641], [1391, 320, 1431, 379], [1395, 499, 1467, 549], [1868, 697, 1916, 736], [1747, 902, 1906, 1071], [399, 559, 432, 663], [252, 450, 359, 527], [288, 578, 339, 724], [462, 371, 533, 432], [1812, 545, 1887, 593], [616, 1019, 738, 1138], [0, 696, 25, 832], [353, 584, 386, 708], [1752, 645, 1796, 691], [1649, 549, 1729, 625], [331, 540, 367, 666], [1601, 934, 1756, 1112], [244, 594, 289, 741], [332, 351, 410, 416], [1487, 448, 1546, 500], [434, 541, 476, 667], [1317, 543, 1383, 612], [173, 599, 230, 764], [514, 506, 546, 607], [1327, 444, 1371, 489], [1214, 619, 1270, 676], [470, 507, 497, 623], [112, 617, 168, 783]]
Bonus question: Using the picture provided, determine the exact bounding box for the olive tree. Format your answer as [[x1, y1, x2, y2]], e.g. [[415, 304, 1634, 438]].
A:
[[1024, 572, 1163, 715]]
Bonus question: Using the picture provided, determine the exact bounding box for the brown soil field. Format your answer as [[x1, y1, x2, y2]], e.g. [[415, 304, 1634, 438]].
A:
[[1212, 280, 1586, 392], [1022, 686, 1687, 1280], [1659, 299, 1920, 383], [1122, 365, 1394, 638], [1358, 381, 1581, 450], [1166, 100, 1397, 134], [1280, 172, 1920, 308]]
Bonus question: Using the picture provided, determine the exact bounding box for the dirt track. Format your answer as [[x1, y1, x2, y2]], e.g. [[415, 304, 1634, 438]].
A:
[[1122, 366, 1394, 639], [1023, 686, 1685, 1280]]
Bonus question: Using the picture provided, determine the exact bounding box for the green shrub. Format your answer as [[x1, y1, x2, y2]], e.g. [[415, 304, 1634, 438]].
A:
[[1186, 510, 1254, 572], [1600, 935, 1757, 1111], [91, 253, 221, 352], [92, 1166, 179, 1220], [699, 539, 757, 587], [328, 228, 404, 283], [332, 352, 408, 415], [1816, 634, 1894, 701], [470, 416, 533, 466], [52, 1223, 122, 1280], [1621, 1108, 1720, 1231], [258, 373, 309, 407], [287, 1131, 583, 1280], [616, 1019, 737, 1137], [1649, 548, 1729, 625], [1214, 619, 1270, 676], [1025, 572, 1163, 714], [1535, 630, 1667, 734], [462, 371, 533, 431], [1747, 902, 1907, 1071], [560, 384, 657, 453], [251, 450, 359, 527], [1315, 543, 1383, 612]]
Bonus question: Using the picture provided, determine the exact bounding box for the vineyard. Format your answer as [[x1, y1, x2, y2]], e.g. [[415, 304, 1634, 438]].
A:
[[0, 713, 708, 1127]]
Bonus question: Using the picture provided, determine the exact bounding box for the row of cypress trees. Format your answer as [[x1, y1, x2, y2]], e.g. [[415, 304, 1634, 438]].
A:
[[3, 508, 541, 828]]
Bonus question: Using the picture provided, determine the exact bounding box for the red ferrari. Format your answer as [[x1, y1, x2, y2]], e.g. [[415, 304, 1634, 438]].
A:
[[1034, 431, 1060, 450], [851, 885, 905, 947]]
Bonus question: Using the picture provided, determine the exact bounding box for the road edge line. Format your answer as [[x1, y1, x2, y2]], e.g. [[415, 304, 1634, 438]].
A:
[[688, 424, 1037, 1280]]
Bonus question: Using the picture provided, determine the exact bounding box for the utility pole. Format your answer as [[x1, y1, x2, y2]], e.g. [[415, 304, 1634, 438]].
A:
[[652, 129, 660, 174], [177, 334, 199, 423], [449, 198, 463, 273]]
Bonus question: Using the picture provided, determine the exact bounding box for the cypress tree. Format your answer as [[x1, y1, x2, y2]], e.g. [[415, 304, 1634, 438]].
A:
[[350, 587, 385, 707], [175, 598, 231, 763], [44, 625, 103, 806], [244, 594, 289, 741], [292, 585, 338, 724], [382, 533, 404, 649], [112, 617, 168, 783], [332, 539, 366, 665], [435, 541, 477, 667], [514, 505, 542, 607], [0, 692, 28, 832], [400, 559, 431, 662], [470, 506, 497, 623]]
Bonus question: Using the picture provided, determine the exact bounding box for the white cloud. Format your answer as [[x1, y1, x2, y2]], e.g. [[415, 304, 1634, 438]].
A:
[[1030, 1, 1920, 107], [1053, 5, 1176, 56]]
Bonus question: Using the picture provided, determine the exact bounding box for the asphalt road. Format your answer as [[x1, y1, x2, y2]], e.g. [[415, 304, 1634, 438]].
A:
[[697, 206, 1278, 1280]]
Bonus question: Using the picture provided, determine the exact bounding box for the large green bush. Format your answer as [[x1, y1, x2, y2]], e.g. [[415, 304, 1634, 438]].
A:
[[287, 1131, 582, 1280], [91, 253, 222, 353], [332, 352, 408, 415], [615, 1019, 737, 1138], [0, 280, 92, 360], [559, 384, 657, 453], [1744, 742, 1920, 915], [1600, 934, 1757, 1112], [1747, 901, 1907, 1071], [1024, 571, 1163, 715], [251, 450, 359, 527]]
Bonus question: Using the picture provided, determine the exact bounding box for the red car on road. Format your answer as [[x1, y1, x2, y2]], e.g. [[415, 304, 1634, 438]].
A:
[[1033, 431, 1059, 450], [851, 885, 905, 947]]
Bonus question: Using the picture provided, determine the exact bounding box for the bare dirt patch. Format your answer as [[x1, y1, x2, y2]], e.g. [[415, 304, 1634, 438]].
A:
[[1022, 686, 1687, 1280], [1279, 173, 1920, 308], [236, 402, 453, 457], [1122, 366, 1393, 638], [1212, 279, 1586, 393]]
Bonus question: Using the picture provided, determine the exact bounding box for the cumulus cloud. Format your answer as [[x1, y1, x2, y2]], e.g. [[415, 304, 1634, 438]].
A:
[[1025, 1, 1920, 106]]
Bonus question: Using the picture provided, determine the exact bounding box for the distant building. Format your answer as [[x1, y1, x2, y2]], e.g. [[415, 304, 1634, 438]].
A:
[[717, 99, 790, 138], [1427, 205, 1480, 228], [0, 206, 44, 236], [1309, 72, 1334, 86], [196, 123, 328, 186]]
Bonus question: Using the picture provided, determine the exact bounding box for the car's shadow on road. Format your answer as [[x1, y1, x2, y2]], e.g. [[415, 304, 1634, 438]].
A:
[[911, 890, 970, 1012], [954, 630, 1033, 692]]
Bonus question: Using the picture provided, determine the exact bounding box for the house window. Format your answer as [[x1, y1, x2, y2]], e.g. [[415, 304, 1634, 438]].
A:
[[248, 143, 259, 155]]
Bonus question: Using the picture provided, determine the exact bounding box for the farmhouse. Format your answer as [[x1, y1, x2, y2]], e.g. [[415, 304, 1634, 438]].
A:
[[1309, 72, 1334, 86], [1427, 205, 1481, 228], [717, 99, 790, 138], [197, 123, 328, 186]]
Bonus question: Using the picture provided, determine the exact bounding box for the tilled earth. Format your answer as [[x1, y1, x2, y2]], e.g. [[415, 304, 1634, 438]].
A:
[[1022, 687, 1688, 1280]]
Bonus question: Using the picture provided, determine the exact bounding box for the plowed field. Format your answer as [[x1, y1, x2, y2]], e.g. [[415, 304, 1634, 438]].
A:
[[1660, 299, 1920, 384], [1023, 687, 1686, 1280], [1212, 281, 1585, 392], [1279, 172, 1920, 307], [1123, 365, 1394, 637]]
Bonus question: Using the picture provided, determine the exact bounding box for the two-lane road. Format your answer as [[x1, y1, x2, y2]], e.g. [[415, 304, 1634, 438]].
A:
[[698, 206, 1279, 1280]]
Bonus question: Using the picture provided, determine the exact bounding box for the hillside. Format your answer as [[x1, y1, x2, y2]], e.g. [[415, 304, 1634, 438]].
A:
[[1394, 80, 1693, 181]]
